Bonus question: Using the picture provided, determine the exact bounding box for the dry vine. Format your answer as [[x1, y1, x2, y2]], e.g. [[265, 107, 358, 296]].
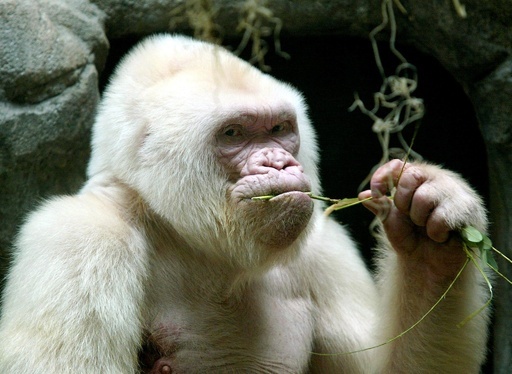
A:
[[169, 0, 289, 71], [169, 0, 222, 44], [349, 0, 424, 192], [233, 0, 289, 71]]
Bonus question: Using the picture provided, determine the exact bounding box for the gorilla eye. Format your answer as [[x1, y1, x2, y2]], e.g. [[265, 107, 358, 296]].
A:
[[271, 122, 290, 134], [219, 125, 244, 142], [224, 128, 240, 137]]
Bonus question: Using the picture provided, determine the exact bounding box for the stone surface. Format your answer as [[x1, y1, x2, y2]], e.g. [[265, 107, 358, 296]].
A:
[[0, 0, 108, 285], [469, 58, 512, 372]]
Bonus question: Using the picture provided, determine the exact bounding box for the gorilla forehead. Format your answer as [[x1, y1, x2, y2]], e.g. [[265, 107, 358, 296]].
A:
[[111, 34, 303, 109], [116, 34, 268, 91]]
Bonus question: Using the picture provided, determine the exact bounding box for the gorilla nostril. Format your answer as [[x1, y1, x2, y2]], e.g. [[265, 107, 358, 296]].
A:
[[257, 149, 300, 171], [265, 160, 287, 170]]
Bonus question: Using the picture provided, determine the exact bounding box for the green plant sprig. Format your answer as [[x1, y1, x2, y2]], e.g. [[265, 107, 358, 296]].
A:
[[251, 191, 372, 212], [253, 193, 512, 284], [252, 191, 337, 203], [312, 256, 472, 357], [459, 226, 512, 286]]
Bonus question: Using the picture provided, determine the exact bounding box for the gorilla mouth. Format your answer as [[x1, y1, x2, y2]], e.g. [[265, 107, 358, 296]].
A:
[[230, 162, 312, 203]]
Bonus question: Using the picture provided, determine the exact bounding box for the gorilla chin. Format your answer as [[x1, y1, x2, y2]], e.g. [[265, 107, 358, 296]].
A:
[[249, 191, 314, 250]]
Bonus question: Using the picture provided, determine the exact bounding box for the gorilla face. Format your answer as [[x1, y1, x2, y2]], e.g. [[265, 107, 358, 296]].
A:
[[216, 109, 313, 250]]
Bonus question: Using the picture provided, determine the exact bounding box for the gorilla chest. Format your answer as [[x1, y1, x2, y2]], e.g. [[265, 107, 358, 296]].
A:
[[141, 286, 314, 373]]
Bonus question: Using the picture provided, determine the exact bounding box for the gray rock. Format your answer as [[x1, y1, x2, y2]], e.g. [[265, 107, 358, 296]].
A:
[[0, 0, 108, 282]]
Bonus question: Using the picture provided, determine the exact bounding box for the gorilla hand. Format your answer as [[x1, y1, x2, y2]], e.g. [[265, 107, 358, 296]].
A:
[[359, 159, 487, 282]]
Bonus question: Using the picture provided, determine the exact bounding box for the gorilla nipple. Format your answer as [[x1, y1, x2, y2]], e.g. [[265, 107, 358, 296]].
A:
[[160, 365, 172, 374]]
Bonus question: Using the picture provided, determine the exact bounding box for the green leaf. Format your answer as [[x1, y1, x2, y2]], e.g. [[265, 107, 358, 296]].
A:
[[460, 226, 483, 245], [486, 253, 499, 271], [480, 248, 488, 267], [478, 234, 492, 252]]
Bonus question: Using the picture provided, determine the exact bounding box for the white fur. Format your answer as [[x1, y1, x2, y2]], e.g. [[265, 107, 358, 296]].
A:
[[0, 34, 490, 373]]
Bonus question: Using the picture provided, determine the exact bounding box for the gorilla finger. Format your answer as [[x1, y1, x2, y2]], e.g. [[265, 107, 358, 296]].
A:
[[369, 159, 406, 197], [393, 166, 427, 214], [359, 191, 393, 221], [408, 186, 436, 227], [426, 206, 452, 243]]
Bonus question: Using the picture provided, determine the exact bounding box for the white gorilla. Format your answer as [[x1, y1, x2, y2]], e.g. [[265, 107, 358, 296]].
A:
[[0, 34, 490, 373]]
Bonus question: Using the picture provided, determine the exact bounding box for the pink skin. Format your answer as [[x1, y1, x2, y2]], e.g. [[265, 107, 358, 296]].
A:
[[149, 358, 172, 374], [231, 148, 310, 200], [215, 107, 313, 249], [216, 107, 311, 200], [359, 159, 468, 282], [148, 359, 173, 374]]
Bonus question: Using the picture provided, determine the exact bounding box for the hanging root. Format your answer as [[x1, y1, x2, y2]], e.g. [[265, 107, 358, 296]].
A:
[[452, 0, 467, 18], [169, 0, 289, 71], [169, 0, 223, 44], [350, 0, 425, 192], [233, 0, 290, 71]]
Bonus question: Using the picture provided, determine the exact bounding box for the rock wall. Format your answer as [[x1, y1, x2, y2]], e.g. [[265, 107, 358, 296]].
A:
[[0, 0, 108, 283]]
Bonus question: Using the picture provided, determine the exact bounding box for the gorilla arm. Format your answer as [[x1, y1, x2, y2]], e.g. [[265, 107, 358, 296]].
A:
[[360, 160, 490, 373], [304, 217, 381, 373], [0, 184, 148, 373], [305, 160, 489, 373]]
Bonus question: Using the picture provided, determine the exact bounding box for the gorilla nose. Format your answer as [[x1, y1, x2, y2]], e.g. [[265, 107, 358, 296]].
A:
[[242, 148, 303, 176]]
